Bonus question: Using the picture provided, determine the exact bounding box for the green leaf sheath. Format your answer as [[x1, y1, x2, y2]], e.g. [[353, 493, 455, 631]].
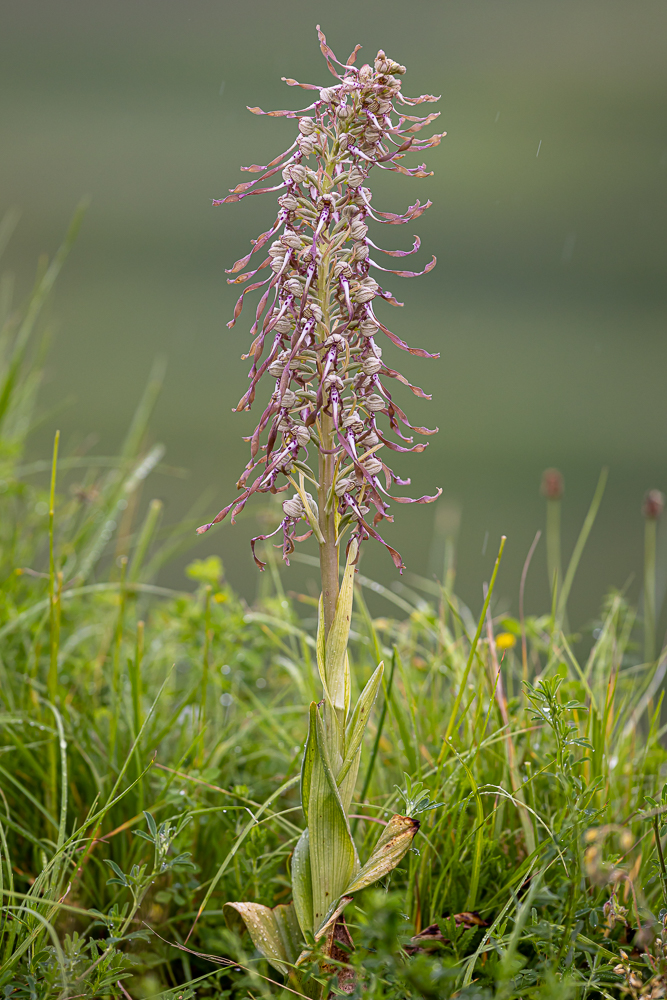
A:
[[309, 707, 359, 931]]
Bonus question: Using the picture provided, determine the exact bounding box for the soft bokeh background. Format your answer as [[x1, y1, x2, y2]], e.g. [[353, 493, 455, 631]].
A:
[[2, 0, 666, 625]]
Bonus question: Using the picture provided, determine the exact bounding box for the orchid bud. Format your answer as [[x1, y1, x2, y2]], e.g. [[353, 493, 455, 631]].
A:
[[363, 456, 384, 476], [342, 409, 364, 428], [279, 194, 299, 211], [348, 166, 366, 188], [324, 333, 345, 349], [304, 303, 323, 322], [359, 319, 378, 337], [288, 164, 307, 185], [366, 394, 385, 412], [364, 127, 382, 144], [295, 426, 311, 446], [273, 317, 292, 334], [270, 253, 288, 273], [351, 277, 379, 303], [282, 494, 304, 519], [336, 104, 353, 120], [333, 260, 353, 279], [352, 243, 370, 261], [319, 86, 340, 105], [304, 493, 319, 519], [324, 373, 344, 391], [280, 389, 298, 408], [281, 230, 303, 249], [298, 117, 317, 135], [361, 357, 382, 376], [358, 430, 379, 449], [284, 278, 302, 296], [298, 134, 319, 155], [335, 476, 356, 496], [374, 51, 390, 74], [350, 219, 368, 240], [374, 50, 406, 76], [359, 63, 373, 83]]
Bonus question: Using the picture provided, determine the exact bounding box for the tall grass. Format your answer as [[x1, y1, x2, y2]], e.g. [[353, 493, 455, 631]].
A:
[[2, 212, 667, 1000]]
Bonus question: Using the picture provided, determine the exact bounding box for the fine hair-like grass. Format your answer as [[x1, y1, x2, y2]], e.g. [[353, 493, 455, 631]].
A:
[[2, 219, 667, 998]]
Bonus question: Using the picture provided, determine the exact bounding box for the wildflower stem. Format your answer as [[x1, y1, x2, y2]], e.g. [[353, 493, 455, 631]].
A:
[[653, 814, 667, 908], [645, 514, 657, 664], [438, 535, 506, 762]]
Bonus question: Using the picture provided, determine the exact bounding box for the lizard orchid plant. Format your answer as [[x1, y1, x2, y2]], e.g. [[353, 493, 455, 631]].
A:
[[198, 26, 444, 995]]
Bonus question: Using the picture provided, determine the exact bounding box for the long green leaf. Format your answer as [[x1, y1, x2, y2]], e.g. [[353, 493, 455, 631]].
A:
[[337, 661, 384, 814], [308, 708, 358, 932], [324, 538, 358, 721], [339, 661, 384, 789], [300, 703, 317, 824], [291, 829, 313, 937]]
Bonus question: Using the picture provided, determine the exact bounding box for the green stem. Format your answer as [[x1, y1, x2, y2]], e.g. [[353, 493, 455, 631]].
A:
[[47, 431, 60, 817], [316, 161, 339, 638], [546, 497, 561, 599], [199, 585, 212, 764], [130, 620, 144, 812], [556, 468, 607, 628], [47, 430, 60, 705], [653, 814, 667, 908], [438, 536, 506, 763], [645, 516, 657, 664], [108, 556, 128, 767]]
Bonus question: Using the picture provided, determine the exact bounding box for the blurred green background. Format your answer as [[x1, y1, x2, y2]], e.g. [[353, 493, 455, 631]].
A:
[[2, 0, 666, 626]]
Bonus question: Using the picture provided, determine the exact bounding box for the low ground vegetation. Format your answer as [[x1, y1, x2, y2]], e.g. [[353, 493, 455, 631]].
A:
[[2, 223, 667, 1000]]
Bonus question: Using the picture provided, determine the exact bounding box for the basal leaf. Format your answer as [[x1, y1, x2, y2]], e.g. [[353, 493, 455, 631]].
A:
[[343, 814, 419, 894], [224, 900, 303, 976], [296, 895, 353, 966]]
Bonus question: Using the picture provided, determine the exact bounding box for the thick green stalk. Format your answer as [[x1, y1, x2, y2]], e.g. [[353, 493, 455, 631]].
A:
[[317, 147, 339, 639], [318, 409, 339, 639]]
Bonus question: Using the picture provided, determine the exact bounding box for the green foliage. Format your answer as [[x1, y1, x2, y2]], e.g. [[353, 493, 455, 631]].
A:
[[3, 217, 667, 1000]]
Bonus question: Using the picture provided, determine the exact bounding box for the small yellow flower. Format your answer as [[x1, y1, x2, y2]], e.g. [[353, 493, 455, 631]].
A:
[[495, 632, 516, 650]]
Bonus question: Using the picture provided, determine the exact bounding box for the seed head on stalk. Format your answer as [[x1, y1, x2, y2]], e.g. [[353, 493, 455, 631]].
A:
[[197, 26, 444, 623]]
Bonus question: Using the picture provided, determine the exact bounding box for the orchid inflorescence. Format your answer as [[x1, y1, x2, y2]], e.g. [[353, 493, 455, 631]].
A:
[[197, 26, 444, 574]]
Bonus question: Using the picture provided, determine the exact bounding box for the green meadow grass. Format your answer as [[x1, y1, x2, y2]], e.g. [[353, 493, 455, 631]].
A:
[[2, 216, 667, 999]]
